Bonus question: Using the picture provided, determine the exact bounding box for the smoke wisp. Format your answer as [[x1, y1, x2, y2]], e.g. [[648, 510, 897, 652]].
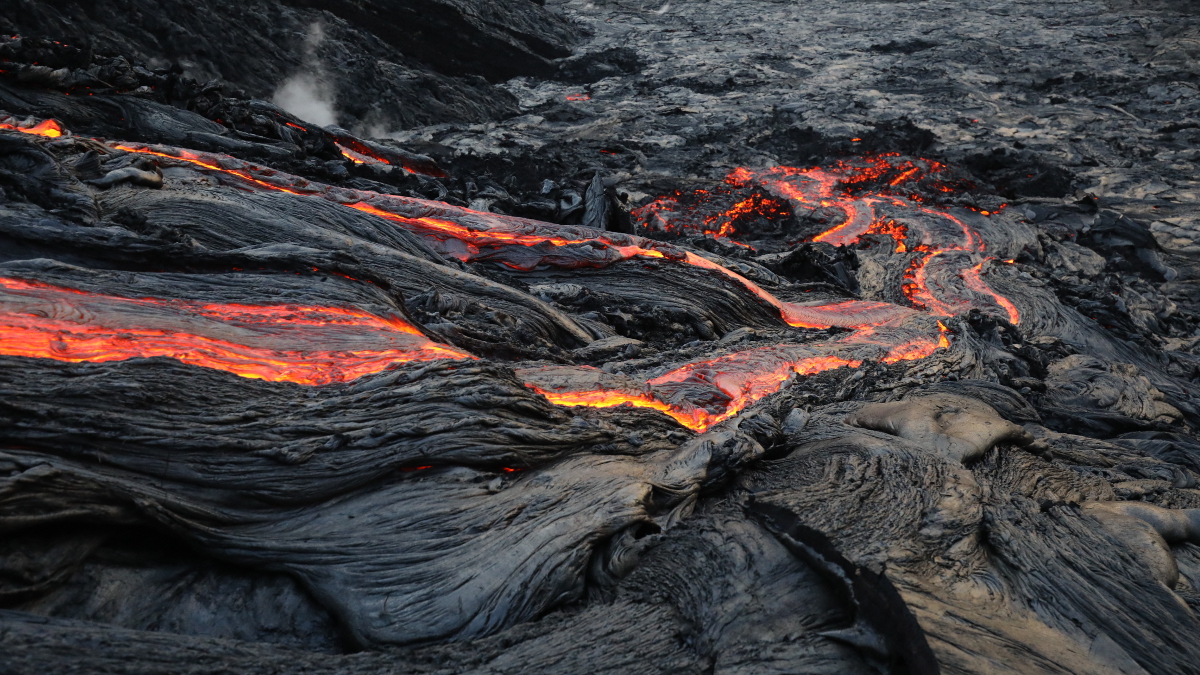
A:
[[272, 23, 338, 127]]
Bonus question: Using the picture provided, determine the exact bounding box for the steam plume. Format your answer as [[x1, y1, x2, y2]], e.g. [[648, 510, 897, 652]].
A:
[[273, 23, 338, 127]]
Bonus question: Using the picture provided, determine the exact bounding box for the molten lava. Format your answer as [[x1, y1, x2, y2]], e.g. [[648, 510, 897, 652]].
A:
[[1, 116, 64, 138], [696, 162, 1018, 326], [963, 260, 1021, 325], [105, 139, 903, 330], [526, 353, 865, 432], [526, 157, 1020, 430], [0, 118, 1021, 432], [337, 143, 380, 165], [529, 386, 698, 427], [0, 276, 474, 385], [520, 320, 954, 432]]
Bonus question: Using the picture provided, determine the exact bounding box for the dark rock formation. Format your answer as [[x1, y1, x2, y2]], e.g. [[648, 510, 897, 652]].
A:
[[0, 0, 578, 129], [3, 0, 1200, 673]]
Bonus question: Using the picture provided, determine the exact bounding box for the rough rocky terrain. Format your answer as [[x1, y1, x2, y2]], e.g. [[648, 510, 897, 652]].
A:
[[2, 1, 1200, 674], [1, 0, 578, 129]]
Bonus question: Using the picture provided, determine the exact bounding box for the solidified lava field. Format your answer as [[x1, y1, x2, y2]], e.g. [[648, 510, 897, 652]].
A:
[[3, 1, 1200, 673]]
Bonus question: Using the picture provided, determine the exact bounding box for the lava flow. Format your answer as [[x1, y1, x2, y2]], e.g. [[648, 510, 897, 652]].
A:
[[520, 318, 953, 431], [0, 276, 475, 385], [520, 157, 1019, 429], [0, 119, 1022, 432], [684, 160, 1019, 326], [105, 138, 908, 330], [1, 115, 64, 138]]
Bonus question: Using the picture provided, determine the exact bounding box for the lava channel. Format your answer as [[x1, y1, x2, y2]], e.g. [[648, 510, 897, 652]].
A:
[[519, 318, 952, 431], [0, 276, 474, 385]]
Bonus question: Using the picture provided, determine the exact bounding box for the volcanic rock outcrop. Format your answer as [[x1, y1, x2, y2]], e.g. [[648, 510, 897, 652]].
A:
[[0, 0, 578, 129]]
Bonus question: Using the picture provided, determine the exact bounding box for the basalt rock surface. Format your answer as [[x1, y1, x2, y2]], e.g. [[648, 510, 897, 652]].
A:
[[0, 0, 578, 129], [4, 1, 1200, 674]]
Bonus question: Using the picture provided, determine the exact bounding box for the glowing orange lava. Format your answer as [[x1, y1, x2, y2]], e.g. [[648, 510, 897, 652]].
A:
[[1, 117, 64, 138], [0, 276, 474, 385], [5, 118, 1016, 433], [528, 155, 1021, 431], [865, 219, 910, 252], [721, 163, 1018, 326], [963, 261, 1020, 325], [331, 135, 448, 177], [338, 143, 377, 165], [106, 140, 867, 329], [528, 386, 703, 428], [528, 353, 864, 431]]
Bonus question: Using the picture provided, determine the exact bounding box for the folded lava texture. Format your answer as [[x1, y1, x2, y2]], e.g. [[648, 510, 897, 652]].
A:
[[4, 1, 1200, 674]]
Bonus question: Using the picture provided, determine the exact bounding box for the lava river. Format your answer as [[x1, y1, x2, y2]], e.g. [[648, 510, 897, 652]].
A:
[[0, 117, 1020, 432]]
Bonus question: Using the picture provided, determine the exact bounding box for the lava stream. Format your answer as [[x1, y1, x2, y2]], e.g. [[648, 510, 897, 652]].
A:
[[0, 276, 474, 385], [1, 115, 63, 138], [527, 160, 1020, 430], [0, 119, 1020, 432], [96, 139, 911, 330], [521, 319, 951, 431], [729, 164, 1017, 325]]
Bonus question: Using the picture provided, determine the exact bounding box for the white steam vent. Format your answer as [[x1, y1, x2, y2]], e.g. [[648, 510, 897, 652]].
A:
[[272, 22, 338, 127]]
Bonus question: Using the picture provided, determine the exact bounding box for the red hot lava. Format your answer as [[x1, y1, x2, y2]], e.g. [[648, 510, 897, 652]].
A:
[[521, 158, 1019, 428], [1, 115, 64, 138], [712, 161, 1018, 325], [0, 276, 474, 385], [0, 119, 1022, 432], [106, 139, 904, 330]]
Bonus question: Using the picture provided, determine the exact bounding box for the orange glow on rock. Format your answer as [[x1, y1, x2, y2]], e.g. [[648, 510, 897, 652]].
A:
[[107, 137, 903, 330], [1, 117, 64, 138], [963, 261, 1021, 325], [12, 119, 1015, 433], [529, 386, 709, 429], [333, 140, 406, 171], [865, 218, 910, 252], [528, 352, 862, 431], [0, 276, 474, 385], [338, 144, 373, 164], [882, 339, 941, 363], [936, 321, 952, 349]]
